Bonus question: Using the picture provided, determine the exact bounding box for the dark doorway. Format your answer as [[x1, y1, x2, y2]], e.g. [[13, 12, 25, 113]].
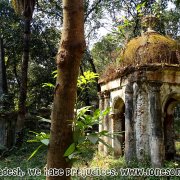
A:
[[164, 96, 180, 161], [112, 98, 125, 156], [174, 103, 180, 159]]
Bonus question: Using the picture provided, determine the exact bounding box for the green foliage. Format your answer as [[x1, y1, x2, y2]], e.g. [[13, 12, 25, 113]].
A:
[[52, 70, 58, 78], [64, 143, 76, 157], [77, 71, 99, 90], [41, 70, 99, 108], [164, 159, 179, 168], [42, 70, 98, 91], [27, 106, 111, 161], [0, 94, 14, 112], [0, 1, 60, 111], [28, 71, 101, 160], [92, 0, 180, 77], [136, 2, 146, 13], [91, 33, 121, 74], [27, 131, 50, 160], [42, 83, 55, 88], [64, 106, 111, 160], [0, 130, 46, 180], [89, 152, 126, 169], [27, 144, 43, 161]]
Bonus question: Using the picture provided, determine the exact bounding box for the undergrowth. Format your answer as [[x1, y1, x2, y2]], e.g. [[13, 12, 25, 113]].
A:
[[0, 130, 180, 180], [0, 130, 47, 180]]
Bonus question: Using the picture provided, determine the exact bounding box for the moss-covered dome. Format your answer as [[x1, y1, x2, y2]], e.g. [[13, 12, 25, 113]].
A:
[[99, 30, 180, 84], [121, 31, 180, 65]]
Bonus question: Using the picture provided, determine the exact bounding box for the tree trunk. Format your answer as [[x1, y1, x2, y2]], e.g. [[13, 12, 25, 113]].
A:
[[16, 19, 31, 141], [0, 37, 8, 96], [88, 54, 100, 92], [86, 50, 100, 92], [46, 0, 85, 180]]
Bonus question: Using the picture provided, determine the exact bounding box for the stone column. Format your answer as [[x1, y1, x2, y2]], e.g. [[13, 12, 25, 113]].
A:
[[125, 83, 135, 163], [134, 82, 149, 161], [110, 113, 115, 149], [103, 90, 110, 156], [98, 91, 104, 153], [148, 81, 164, 167]]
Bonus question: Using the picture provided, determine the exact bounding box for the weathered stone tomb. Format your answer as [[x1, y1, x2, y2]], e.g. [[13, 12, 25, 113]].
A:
[[98, 17, 180, 167]]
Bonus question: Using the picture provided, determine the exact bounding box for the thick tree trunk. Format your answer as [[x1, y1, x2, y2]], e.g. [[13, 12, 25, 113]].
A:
[[16, 19, 31, 139], [46, 1, 85, 180]]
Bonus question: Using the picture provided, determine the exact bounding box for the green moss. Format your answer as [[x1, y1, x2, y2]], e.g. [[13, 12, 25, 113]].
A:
[[121, 32, 179, 66], [99, 32, 180, 83]]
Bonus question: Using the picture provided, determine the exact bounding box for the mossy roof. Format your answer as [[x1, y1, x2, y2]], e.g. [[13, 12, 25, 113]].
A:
[[99, 31, 180, 84], [122, 31, 179, 65]]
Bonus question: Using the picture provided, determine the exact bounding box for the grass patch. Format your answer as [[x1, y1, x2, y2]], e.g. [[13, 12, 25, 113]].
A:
[[1, 130, 180, 180], [0, 130, 47, 180]]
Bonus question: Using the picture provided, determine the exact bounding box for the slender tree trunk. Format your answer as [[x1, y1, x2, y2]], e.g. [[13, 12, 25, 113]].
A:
[[46, 0, 85, 179], [0, 37, 8, 96], [87, 52, 100, 92], [16, 19, 31, 139], [12, 57, 20, 88]]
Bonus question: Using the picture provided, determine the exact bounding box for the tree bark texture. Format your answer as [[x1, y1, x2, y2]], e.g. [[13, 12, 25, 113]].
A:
[[46, 1, 85, 179], [16, 19, 31, 133], [15, 1, 35, 143]]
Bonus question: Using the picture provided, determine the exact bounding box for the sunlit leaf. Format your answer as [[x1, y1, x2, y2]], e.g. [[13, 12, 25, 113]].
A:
[[64, 143, 75, 157], [42, 83, 55, 88], [28, 145, 43, 160]]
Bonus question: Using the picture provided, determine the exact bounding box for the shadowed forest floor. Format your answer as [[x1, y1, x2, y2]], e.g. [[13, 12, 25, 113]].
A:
[[0, 130, 179, 180]]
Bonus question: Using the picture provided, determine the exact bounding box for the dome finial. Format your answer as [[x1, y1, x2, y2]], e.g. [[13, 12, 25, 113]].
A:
[[141, 15, 158, 32]]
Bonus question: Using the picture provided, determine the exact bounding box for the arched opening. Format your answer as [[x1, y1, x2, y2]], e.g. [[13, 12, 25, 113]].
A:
[[174, 103, 180, 159], [164, 94, 180, 161], [112, 97, 125, 157]]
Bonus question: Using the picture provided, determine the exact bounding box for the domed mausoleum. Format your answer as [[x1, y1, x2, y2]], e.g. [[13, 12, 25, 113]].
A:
[[98, 16, 180, 167]]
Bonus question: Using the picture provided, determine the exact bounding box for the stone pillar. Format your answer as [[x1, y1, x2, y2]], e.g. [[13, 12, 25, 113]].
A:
[[98, 91, 104, 153], [148, 82, 164, 167], [103, 90, 110, 156], [125, 83, 135, 163], [134, 82, 149, 161], [110, 113, 115, 149]]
